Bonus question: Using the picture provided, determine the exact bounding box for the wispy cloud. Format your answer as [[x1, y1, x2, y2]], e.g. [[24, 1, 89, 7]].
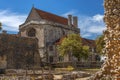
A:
[[0, 9, 27, 32], [62, 11, 106, 39], [92, 14, 103, 22]]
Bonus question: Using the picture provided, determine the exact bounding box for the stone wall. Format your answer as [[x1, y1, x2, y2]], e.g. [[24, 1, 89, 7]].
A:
[[0, 34, 40, 69], [0, 55, 7, 69]]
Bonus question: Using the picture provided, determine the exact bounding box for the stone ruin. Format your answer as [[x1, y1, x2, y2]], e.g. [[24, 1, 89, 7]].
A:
[[0, 34, 40, 69], [91, 0, 120, 80]]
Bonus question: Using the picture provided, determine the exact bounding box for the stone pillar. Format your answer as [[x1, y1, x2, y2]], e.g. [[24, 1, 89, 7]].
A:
[[73, 16, 78, 27], [68, 15, 72, 26], [92, 0, 120, 79]]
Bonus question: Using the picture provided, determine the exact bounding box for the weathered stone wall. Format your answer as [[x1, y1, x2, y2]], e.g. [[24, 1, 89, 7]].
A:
[[44, 24, 79, 44], [20, 24, 45, 48], [0, 34, 40, 69], [0, 55, 7, 69], [20, 23, 47, 60], [92, 0, 120, 79], [25, 7, 42, 23]]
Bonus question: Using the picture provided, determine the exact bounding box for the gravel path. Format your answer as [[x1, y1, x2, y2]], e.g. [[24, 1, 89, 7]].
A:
[[76, 77, 90, 80]]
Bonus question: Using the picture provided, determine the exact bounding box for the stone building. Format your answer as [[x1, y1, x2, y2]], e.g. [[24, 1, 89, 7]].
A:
[[19, 7, 80, 63], [0, 7, 98, 69]]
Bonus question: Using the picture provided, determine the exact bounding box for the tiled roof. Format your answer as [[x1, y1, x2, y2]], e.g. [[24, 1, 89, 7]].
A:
[[81, 38, 96, 48], [35, 8, 68, 25], [55, 37, 96, 48]]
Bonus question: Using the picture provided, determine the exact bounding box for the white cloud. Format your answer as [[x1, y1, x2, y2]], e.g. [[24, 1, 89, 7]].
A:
[[88, 26, 105, 33], [61, 10, 78, 17], [62, 11, 106, 39], [93, 14, 103, 22], [79, 14, 106, 39], [0, 10, 27, 32]]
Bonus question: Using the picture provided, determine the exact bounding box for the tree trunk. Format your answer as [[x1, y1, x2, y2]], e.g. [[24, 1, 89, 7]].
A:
[[92, 0, 120, 79]]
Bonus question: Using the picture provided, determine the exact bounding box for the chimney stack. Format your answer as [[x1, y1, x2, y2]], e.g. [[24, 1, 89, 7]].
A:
[[73, 16, 78, 27], [68, 15, 72, 26]]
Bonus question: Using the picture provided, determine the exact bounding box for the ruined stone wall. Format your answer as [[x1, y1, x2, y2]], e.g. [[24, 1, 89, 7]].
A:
[[20, 24, 46, 60], [0, 55, 7, 69], [92, 0, 120, 79], [0, 34, 40, 69]]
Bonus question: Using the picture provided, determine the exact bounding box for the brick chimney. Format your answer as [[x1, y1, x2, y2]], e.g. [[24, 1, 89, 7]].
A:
[[68, 15, 72, 26], [73, 16, 78, 27]]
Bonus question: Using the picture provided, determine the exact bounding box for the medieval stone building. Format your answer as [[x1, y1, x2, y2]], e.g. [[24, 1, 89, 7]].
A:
[[19, 7, 80, 63], [0, 7, 98, 69]]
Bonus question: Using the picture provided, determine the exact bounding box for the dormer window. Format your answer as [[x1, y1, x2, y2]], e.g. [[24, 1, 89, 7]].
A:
[[27, 28, 36, 37]]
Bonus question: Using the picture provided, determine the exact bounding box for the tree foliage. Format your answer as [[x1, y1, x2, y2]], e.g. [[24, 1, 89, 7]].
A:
[[57, 34, 89, 61], [95, 35, 105, 54]]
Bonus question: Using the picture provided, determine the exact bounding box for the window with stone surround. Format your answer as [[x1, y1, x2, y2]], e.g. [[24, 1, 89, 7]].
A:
[[27, 28, 36, 37]]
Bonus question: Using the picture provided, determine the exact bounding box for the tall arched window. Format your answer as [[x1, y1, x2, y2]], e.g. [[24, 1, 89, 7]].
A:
[[27, 28, 36, 37]]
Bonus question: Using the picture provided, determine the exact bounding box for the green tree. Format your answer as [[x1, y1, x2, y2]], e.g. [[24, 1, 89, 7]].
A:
[[57, 34, 89, 61], [95, 35, 105, 54]]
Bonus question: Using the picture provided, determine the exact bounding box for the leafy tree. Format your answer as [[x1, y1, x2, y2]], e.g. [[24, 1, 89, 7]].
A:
[[74, 45, 89, 61], [57, 34, 89, 61], [95, 35, 105, 54]]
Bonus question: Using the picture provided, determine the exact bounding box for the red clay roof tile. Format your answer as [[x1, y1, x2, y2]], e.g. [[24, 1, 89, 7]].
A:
[[55, 37, 96, 48], [35, 8, 68, 25]]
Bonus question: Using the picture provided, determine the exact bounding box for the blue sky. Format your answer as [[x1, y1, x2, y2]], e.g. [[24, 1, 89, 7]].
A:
[[0, 0, 105, 39]]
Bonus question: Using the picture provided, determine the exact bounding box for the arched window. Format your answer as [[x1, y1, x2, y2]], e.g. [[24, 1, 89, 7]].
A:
[[27, 28, 36, 37]]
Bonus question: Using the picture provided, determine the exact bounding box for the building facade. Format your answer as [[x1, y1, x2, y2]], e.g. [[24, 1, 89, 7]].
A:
[[19, 7, 80, 63]]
